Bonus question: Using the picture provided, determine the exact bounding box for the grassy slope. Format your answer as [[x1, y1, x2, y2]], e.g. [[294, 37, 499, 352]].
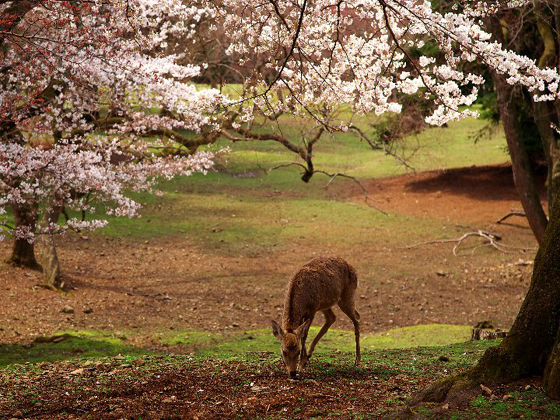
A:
[[90, 111, 508, 259]]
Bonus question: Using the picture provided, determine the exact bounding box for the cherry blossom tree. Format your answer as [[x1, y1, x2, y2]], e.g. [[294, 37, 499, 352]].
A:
[[216, 0, 560, 241], [0, 0, 224, 286], [212, 0, 560, 404]]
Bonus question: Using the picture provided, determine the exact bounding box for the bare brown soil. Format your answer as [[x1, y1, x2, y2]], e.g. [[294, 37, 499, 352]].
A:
[[0, 164, 540, 345]]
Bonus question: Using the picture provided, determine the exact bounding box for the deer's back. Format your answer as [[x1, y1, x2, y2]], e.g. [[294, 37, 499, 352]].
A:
[[284, 257, 357, 325]]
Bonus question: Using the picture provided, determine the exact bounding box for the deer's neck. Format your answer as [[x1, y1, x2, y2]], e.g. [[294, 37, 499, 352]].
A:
[[282, 281, 308, 331]]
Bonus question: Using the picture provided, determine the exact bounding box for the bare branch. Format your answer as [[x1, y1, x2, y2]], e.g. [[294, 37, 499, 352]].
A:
[[266, 163, 388, 215], [496, 209, 527, 224], [405, 230, 536, 256]]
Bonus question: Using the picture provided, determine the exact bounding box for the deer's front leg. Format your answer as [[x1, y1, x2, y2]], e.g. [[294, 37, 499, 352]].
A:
[[298, 317, 313, 371]]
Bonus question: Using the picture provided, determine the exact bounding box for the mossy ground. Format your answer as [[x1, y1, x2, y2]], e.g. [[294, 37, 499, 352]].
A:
[[0, 324, 470, 367]]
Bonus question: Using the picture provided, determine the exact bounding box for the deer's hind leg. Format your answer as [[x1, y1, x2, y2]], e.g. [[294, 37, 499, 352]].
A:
[[305, 308, 336, 367], [338, 297, 361, 366]]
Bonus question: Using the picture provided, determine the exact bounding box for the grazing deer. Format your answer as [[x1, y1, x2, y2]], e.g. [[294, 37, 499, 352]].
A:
[[271, 257, 360, 378]]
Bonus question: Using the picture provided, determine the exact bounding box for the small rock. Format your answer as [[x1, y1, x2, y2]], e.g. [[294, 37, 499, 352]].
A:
[[524, 385, 532, 391], [114, 331, 127, 340], [438, 355, 450, 362], [503, 394, 514, 401], [231, 323, 240, 328], [480, 384, 493, 397], [83, 307, 93, 314], [436, 270, 447, 277], [61, 305, 74, 314]]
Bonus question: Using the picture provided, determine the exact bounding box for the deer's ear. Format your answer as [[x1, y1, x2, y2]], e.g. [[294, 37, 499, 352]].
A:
[[295, 319, 312, 338], [271, 320, 284, 340]]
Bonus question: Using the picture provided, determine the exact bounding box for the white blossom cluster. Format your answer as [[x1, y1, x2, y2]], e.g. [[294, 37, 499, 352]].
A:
[[218, 0, 559, 126]]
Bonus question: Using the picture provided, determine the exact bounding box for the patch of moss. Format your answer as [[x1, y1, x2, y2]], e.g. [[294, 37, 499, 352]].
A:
[[0, 331, 150, 367]]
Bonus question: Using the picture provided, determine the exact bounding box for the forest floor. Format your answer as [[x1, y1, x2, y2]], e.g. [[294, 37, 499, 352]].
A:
[[3, 341, 560, 419], [1, 113, 557, 418]]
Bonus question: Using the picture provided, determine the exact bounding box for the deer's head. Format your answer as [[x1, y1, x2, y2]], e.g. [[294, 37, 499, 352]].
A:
[[271, 319, 311, 378]]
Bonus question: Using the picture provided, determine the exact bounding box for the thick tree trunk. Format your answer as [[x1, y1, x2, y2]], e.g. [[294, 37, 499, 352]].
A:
[[9, 202, 40, 270], [485, 16, 548, 244], [535, 15, 560, 213], [544, 326, 560, 399], [494, 74, 548, 244]]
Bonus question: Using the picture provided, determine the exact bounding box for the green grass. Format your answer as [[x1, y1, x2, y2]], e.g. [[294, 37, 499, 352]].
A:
[[444, 391, 560, 419], [212, 107, 507, 180], [0, 324, 471, 367], [161, 324, 472, 358], [93, 191, 446, 258]]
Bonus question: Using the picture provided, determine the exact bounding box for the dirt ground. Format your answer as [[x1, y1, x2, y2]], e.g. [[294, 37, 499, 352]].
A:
[[0, 164, 541, 345], [3, 344, 552, 420]]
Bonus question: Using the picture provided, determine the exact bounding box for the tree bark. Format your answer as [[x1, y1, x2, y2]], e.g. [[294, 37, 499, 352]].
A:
[[533, 100, 560, 212], [9, 202, 40, 270], [534, 14, 560, 213], [486, 15, 548, 244], [36, 206, 63, 289], [493, 74, 548, 244]]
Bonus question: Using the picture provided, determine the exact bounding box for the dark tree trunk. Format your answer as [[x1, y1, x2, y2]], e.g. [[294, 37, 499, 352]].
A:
[[534, 15, 560, 213], [487, 15, 548, 244], [9, 202, 40, 270], [544, 322, 560, 399], [493, 74, 548, 244], [533, 100, 560, 212]]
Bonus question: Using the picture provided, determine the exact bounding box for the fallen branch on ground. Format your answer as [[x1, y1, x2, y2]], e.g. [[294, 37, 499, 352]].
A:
[[405, 230, 536, 256], [496, 209, 526, 224]]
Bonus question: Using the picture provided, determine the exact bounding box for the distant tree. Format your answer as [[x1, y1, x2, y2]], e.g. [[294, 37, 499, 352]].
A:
[[0, 1, 222, 287]]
